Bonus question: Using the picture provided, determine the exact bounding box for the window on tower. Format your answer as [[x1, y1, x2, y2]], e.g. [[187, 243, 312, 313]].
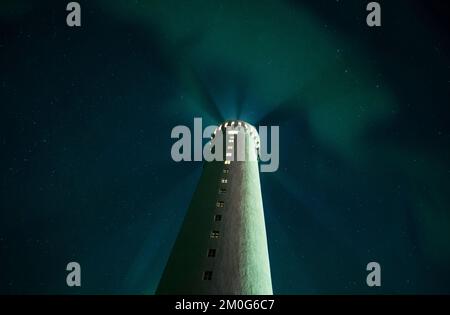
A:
[[219, 188, 227, 194], [223, 169, 229, 174], [221, 178, 228, 184], [207, 249, 216, 257], [224, 160, 231, 165], [203, 271, 213, 280], [210, 230, 220, 238], [216, 201, 224, 208], [214, 214, 222, 222]]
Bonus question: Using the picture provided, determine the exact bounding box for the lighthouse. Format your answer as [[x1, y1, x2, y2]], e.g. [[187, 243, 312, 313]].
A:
[[156, 120, 272, 295]]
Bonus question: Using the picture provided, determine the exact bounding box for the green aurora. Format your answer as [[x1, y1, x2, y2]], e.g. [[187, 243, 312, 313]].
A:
[[1, 0, 450, 293]]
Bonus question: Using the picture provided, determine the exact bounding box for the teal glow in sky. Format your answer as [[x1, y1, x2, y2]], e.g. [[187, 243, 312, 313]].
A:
[[1, 0, 450, 294]]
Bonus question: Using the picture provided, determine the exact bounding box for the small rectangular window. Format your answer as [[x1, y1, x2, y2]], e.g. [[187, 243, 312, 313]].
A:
[[210, 230, 220, 238], [224, 160, 231, 165], [221, 178, 228, 184], [214, 214, 222, 222], [223, 169, 229, 174], [219, 188, 226, 194], [216, 201, 224, 208], [207, 249, 216, 257], [203, 271, 213, 280]]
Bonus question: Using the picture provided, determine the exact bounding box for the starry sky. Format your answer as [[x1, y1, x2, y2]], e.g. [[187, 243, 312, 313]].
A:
[[1, 0, 450, 294]]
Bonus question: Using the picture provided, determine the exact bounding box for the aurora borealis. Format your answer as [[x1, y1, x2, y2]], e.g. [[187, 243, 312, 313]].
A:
[[1, 0, 450, 294]]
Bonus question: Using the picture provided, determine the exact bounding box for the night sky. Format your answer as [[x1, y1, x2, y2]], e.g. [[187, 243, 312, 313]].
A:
[[1, 0, 450, 294]]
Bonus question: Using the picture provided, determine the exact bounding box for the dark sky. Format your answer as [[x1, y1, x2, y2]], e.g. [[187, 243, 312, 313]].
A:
[[1, 0, 450, 294]]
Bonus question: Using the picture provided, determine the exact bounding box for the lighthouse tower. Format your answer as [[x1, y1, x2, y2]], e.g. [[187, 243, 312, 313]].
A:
[[156, 120, 272, 295]]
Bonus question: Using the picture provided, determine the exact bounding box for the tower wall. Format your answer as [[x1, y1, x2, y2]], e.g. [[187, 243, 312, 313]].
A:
[[156, 122, 272, 295]]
